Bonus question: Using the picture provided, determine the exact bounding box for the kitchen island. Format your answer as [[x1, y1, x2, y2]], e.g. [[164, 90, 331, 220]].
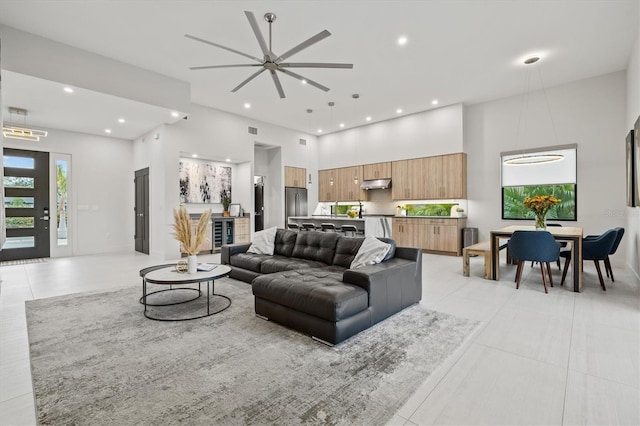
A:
[[287, 216, 392, 238]]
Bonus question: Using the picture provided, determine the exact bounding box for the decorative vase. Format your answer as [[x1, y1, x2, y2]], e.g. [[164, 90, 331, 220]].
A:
[[222, 210, 230, 217], [535, 213, 547, 230], [187, 255, 198, 274]]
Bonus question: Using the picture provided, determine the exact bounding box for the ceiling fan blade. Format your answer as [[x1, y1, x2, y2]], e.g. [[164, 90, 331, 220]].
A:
[[231, 68, 267, 93], [245, 11, 272, 60], [185, 34, 263, 63], [189, 64, 262, 70], [276, 30, 331, 63], [269, 70, 286, 99], [280, 62, 354, 69], [277, 68, 330, 92]]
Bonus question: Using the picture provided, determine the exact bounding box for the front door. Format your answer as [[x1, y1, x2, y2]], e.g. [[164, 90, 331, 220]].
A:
[[134, 167, 150, 254], [2, 148, 50, 261]]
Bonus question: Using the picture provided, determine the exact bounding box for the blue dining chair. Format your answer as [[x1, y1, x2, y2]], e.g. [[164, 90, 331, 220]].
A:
[[530, 223, 565, 270], [584, 227, 625, 282], [508, 230, 561, 294], [560, 228, 618, 291]]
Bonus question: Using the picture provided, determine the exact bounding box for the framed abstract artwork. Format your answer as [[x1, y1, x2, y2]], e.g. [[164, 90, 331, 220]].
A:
[[626, 129, 634, 207], [179, 158, 231, 204], [635, 115, 640, 207]]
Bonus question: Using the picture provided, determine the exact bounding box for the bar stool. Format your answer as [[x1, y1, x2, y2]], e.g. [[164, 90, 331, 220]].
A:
[[301, 223, 318, 231], [287, 223, 300, 231], [320, 223, 339, 232], [341, 224, 358, 237]]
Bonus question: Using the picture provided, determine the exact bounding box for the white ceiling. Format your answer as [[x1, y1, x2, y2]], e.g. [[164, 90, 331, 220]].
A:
[[0, 0, 638, 139]]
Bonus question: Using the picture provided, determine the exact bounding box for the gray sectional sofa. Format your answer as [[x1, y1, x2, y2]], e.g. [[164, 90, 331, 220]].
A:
[[221, 229, 422, 345]]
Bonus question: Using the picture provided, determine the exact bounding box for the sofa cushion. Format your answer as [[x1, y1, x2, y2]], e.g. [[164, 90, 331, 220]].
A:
[[350, 236, 391, 269], [332, 237, 364, 268], [247, 226, 277, 255], [229, 253, 271, 273], [291, 231, 339, 264], [260, 255, 328, 274], [252, 269, 368, 322], [274, 229, 298, 257]]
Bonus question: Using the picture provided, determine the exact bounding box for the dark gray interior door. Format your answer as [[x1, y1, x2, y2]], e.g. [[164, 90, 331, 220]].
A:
[[2, 148, 50, 261], [134, 167, 150, 254]]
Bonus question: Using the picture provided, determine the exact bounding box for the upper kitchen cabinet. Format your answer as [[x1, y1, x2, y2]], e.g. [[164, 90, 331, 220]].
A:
[[285, 166, 306, 188], [363, 162, 392, 180], [392, 153, 467, 200], [318, 169, 336, 202]]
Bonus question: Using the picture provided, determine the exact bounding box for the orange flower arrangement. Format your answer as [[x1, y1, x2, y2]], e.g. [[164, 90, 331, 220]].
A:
[[523, 195, 561, 229]]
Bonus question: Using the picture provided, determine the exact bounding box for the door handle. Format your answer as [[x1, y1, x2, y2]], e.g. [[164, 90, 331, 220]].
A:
[[40, 216, 49, 221]]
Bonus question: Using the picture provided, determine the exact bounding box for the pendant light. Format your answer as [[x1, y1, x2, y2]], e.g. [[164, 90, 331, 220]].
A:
[[504, 56, 564, 166], [328, 101, 335, 186], [2, 107, 48, 142], [306, 108, 313, 185]]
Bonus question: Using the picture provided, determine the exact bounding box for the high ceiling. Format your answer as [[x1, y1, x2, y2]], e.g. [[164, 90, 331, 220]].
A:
[[0, 0, 638, 139]]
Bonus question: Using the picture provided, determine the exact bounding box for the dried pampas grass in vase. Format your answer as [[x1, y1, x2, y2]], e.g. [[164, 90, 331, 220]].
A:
[[173, 207, 211, 273]]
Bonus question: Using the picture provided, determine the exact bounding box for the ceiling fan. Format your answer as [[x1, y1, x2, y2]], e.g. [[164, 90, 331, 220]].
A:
[[185, 11, 353, 99]]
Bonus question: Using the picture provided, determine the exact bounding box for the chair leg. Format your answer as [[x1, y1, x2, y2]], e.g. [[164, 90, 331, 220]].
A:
[[546, 262, 554, 287], [593, 260, 606, 291], [560, 257, 570, 286], [604, 256, 614, 282], [556, 259, 561, 271], [515, 261, 524, 289], [539, 264, 548, 293]]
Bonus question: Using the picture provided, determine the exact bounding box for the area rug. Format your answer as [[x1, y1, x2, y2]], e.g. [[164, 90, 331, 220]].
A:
[[26, 279, 479, 425]]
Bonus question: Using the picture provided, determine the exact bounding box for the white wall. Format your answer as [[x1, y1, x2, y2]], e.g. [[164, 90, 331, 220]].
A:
[[465, 71, 628, 260], [318, 103, 464, 169], [133, 103, 318, 260], [4, 128, 134, 256], [625, 13, 640, 277]]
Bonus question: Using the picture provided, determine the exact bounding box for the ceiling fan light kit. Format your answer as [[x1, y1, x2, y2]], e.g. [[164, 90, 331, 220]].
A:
[[186, 11, 353, 99]]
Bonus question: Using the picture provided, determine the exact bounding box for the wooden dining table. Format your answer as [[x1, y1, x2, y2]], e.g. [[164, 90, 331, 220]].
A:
[[490, 225, 584, 292]]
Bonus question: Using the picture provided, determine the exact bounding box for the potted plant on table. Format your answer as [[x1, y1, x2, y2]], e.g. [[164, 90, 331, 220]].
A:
[[220, 190, 231, 217], [173, 207, 211, 273]]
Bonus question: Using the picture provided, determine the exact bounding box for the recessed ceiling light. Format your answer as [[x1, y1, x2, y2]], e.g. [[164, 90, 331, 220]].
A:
[[192, 154, 198, 158], [365, 116, 372, 121], [432, 100, 438, 105], [396, 108, 403, 114], [104, 129, 112, 134], [339, 123, 345, 128], [63, 87, 74, 93], [117, 118, 125, 124], [397, 36, 408, 46], [225, 158, 231, 162], [244, 102, 251, 109], [301, 79, 307, 85], [171, 111, 179, 118], [317, 129, 323, 133]]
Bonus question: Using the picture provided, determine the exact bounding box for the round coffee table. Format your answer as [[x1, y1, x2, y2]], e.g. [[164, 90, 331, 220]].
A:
[[141, 264, 231, 321]]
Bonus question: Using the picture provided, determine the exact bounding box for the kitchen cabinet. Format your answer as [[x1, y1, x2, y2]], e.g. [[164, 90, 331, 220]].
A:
[[392, 217, 466, 255], [318, 169, 337, 202], [318, 166, 368, 202], [363, 162, 392, 180], [392, 153, 467, 200], [285, 166, 306, 188], [234, 217, 251, 244]]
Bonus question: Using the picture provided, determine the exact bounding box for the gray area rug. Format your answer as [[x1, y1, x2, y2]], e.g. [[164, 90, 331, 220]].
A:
[[26, 279, 479, 425]]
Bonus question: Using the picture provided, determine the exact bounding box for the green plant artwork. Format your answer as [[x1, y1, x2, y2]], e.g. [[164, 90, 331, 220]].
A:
[[503, 184, 576, 220], [406, 204, 455, 217]]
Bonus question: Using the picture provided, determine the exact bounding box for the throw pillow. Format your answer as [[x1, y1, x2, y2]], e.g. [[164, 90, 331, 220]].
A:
[[247, 226, 277, 255], [350, 236, 391, 269]]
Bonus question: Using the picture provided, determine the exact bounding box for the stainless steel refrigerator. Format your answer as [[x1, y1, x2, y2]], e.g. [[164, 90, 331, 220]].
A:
[[285, 187, 308, 225]]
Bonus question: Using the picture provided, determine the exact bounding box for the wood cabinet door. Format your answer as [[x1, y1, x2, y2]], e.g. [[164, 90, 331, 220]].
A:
[[363, 162, 392, 180], [392, 160, 411, 200], [318, 169, 336, 202], [423, 156, 443, 199], [441, 153, 466, 199], [285, 166, 306, 188], [234, 217, 251, 244]]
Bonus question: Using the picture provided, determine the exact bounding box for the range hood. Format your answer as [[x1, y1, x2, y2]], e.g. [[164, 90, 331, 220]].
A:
[[360, 178, 392, 190]]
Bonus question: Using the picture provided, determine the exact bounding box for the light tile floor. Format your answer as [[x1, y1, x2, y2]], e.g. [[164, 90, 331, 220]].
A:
[[0, 251, 638, 425]]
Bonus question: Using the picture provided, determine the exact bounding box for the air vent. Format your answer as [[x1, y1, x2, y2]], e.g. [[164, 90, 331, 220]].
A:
[[299, 138, 307, 146], [248, 126, 258, 135]]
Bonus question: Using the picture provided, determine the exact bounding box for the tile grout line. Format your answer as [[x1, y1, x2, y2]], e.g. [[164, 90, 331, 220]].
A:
[[560, 292, 577, 425]]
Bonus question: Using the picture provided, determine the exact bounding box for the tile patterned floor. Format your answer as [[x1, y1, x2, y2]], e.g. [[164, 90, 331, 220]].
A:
[[0, 250, 638, 425]]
